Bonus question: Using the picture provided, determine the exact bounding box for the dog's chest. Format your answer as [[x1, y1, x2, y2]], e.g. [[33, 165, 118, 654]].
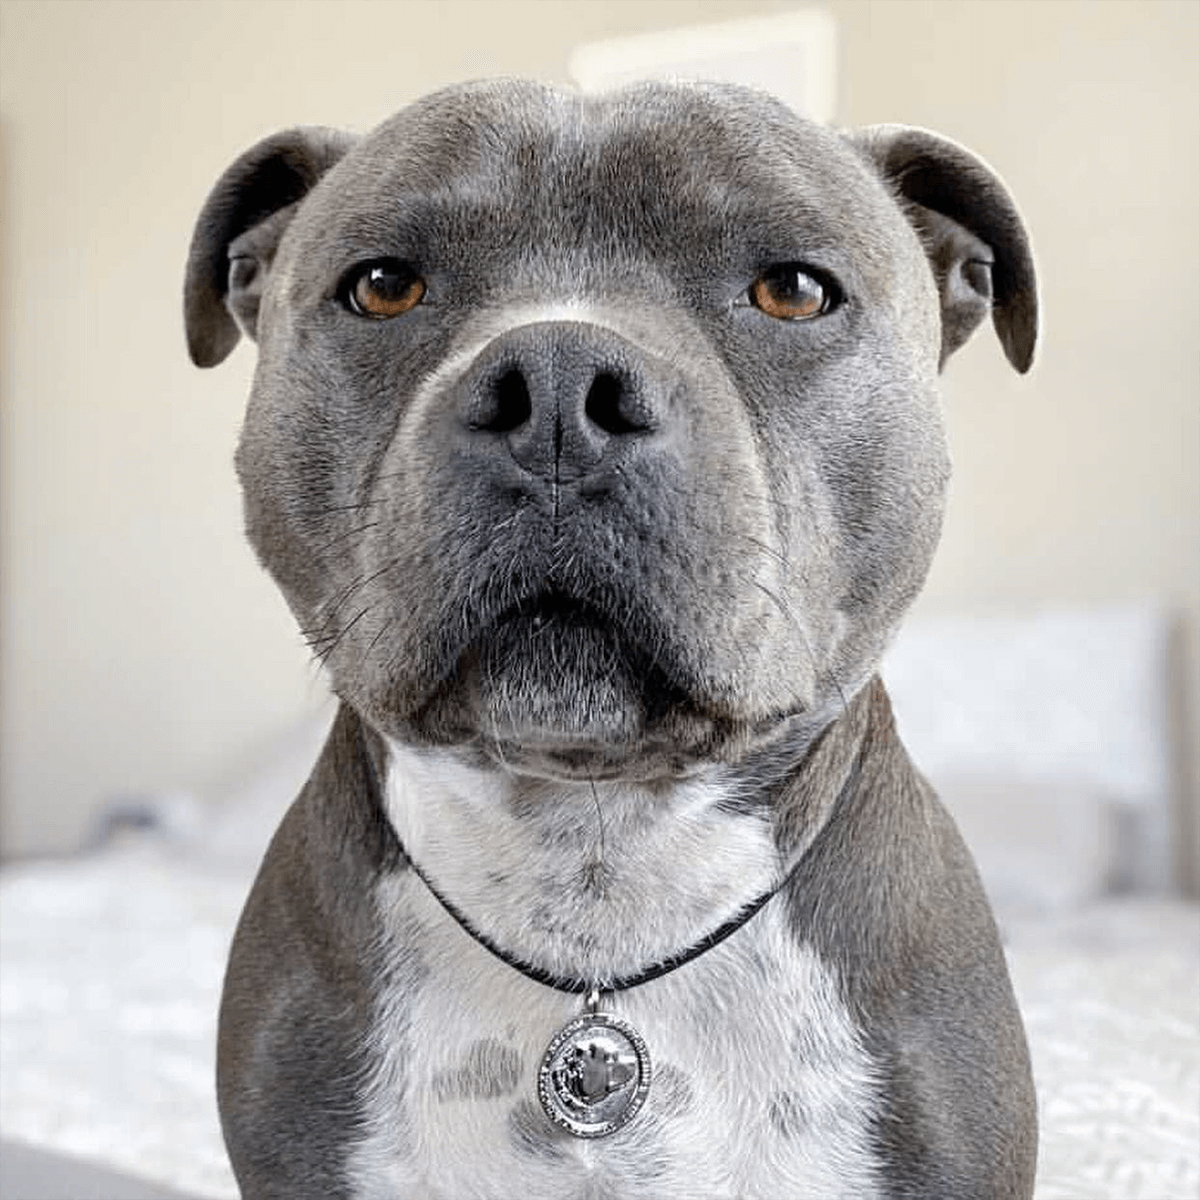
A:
[[350, 880, 882, 1200], [345, 753, 884, 1199]]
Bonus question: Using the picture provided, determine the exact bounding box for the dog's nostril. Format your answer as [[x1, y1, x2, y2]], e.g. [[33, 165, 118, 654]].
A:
[[585, 372, 644, 436], [478, 368, 532, 433]]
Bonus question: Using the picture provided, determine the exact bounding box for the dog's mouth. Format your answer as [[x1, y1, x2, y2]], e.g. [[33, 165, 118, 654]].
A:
[[496, 590, 621, 639], [404, 587, 716, 777], [382, 582, 827, 781]]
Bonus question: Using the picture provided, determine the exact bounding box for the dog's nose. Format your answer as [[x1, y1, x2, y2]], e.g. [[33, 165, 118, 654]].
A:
[[457, 321, 663, 480]]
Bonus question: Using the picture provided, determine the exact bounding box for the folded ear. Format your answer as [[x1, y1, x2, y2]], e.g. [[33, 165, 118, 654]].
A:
[[184, 127, 356, 368], [848, 125, 1038, 373]]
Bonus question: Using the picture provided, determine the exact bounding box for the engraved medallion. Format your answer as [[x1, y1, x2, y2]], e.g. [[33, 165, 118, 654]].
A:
[[538, 1007, 651, 1138]]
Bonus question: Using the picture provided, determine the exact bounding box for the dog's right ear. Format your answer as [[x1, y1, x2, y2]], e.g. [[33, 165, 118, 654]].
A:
[[184, 127, 357, 368]]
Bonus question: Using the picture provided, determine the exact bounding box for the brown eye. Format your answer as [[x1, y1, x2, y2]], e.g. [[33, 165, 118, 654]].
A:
[[345, 259, 425, 318], [751, 266, 832, 321]]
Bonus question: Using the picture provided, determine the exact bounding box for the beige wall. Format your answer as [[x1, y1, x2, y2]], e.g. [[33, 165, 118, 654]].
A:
[[1, 0, 1196, 860]]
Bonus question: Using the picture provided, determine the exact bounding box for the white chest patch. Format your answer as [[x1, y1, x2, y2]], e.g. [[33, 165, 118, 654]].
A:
[[346, 748, 883, 1200]]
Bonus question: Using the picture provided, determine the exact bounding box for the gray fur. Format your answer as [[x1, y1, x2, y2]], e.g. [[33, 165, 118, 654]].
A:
[[431, 1038, 522, 1102], [769, 1091, 808, 1140], [186, 79, 1037, 1198]]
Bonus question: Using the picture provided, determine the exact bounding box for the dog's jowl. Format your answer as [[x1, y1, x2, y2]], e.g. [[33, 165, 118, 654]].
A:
[[185, 80, 1038, 1200]]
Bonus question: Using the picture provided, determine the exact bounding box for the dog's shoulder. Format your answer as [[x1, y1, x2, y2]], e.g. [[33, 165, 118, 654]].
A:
[[779, 699, 1037, 1198]]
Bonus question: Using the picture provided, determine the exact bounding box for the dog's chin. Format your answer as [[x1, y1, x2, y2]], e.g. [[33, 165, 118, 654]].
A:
[[430, 689, 711, 782], [464, 613, 656, 776], [397, 604, 714, 779]]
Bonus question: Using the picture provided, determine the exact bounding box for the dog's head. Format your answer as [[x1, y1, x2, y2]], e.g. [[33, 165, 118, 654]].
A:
[[185, 80, 1035, 780]]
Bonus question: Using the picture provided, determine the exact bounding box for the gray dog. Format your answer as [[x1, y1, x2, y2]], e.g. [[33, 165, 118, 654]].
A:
[[185, 79, 1038, 1199]]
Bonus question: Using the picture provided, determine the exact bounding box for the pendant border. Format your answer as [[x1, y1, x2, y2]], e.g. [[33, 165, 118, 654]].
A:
[[537, 1010, 652, 1138]]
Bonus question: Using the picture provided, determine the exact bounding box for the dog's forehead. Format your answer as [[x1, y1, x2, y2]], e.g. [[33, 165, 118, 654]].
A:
[[300, 80, 899, 266], [362, 79, 845, 187]]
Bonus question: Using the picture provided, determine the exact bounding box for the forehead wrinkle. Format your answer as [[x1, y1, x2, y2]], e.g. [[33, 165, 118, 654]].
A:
[[294, 83, 903, 305]]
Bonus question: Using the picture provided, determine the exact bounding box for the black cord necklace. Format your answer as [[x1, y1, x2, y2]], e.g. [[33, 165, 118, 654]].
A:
[[402, 846, 789, 1139]]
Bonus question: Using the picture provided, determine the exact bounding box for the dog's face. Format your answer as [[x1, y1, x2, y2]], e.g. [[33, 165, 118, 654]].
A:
[[186, 80, 1035, 780]]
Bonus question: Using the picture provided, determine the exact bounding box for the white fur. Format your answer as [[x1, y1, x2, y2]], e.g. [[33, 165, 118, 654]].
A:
[[344, 749, 883, 1199], [408, 302, 613, 399], [401, 297, 722, 447], [381, 742, 781, 981]]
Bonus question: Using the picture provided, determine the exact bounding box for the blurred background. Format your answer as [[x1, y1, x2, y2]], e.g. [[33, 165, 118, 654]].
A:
[[0, 4, 1197, 1197]]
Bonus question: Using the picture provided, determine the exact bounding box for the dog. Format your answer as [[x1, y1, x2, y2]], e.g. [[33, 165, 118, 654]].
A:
[[184, 79, 1038, 1200]]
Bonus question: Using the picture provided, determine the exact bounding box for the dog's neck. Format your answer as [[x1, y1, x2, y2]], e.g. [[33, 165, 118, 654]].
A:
[[380, 683, 882, 986], [382, 744, 783, 986]]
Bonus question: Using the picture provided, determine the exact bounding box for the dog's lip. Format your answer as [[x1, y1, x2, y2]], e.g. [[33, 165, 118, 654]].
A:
[[476, 733, 704, 783], [486, 589, 627, 636]]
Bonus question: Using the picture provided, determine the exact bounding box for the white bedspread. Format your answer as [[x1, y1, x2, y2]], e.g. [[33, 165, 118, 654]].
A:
[[1, 847, 1197, 1199], [0, 850, 241, 1198], [1007, 900, 1200, 1200]]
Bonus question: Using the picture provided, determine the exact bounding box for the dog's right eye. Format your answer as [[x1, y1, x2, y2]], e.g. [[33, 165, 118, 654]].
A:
[[340, 259, 426, 319]]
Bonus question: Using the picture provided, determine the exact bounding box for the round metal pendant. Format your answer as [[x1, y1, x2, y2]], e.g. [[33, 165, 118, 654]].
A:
[[538, 1010, 651, 1138]]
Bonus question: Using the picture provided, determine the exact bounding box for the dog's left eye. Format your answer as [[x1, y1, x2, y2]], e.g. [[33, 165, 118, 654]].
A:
[[341, 259, 426, 319], [750, 265, 835, 321]]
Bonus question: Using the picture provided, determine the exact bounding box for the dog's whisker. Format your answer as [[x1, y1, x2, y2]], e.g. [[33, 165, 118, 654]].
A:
[[312, 498, 387, 517], [741, 532, 790, 571], [317, 605, 372, 663], [486, 696, 511, 772], [489, 508, 526, 535], [746, 572, 851, 720], [747, 574, 816, 663], [587, 777, 608, 900], [312, 553, 407, 645], [313, 520, 381, 555], [362, 612, 395, 659]]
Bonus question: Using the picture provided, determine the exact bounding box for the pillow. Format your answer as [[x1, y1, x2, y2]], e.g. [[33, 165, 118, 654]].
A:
[[930, 773, 1122, 923]]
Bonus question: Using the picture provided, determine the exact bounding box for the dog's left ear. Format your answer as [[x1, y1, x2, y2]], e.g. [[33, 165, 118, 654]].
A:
[[848, 126, 1038, 373], [184, 127, 357, 368]]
